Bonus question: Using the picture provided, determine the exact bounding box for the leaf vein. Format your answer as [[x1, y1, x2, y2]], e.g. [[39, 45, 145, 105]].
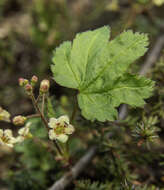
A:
[[81, 36, 145, 92]]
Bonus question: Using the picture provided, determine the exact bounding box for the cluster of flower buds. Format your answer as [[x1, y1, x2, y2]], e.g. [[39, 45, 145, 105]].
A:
[[18, 75, 38, 96], [18, 78, 29, 87], [18, 76, 50, 96]]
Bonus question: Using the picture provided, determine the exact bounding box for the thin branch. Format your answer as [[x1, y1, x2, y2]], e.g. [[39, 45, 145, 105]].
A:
[[48, 146, 97, 190], [36, 94, 41, 104], [42, 93, 45, 116], [139, 34, 164, 76], [31, 94, 49, 130], [118, 104, 128, 121], [119, 34, 164, 120], [30, 93, 63, 156], [26, 114, 40, 119]]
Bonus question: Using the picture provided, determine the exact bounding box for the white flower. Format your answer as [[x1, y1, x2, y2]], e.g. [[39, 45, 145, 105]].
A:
[[48, 115, 75, 143], [16, 122, 32, 143], [0, 129, 16, 147], [0, 107, 11, 122]]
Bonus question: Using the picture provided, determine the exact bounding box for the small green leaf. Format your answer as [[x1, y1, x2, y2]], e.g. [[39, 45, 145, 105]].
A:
[[52, 26, 154, 121]]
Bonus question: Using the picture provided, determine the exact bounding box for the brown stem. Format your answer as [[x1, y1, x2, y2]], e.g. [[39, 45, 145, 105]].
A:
[[48, 146, 97, 190], [36, 94, 41, 104], [42, 93, 45, 116], [30, 93, 63, 156], [26, 114, 40, 119]]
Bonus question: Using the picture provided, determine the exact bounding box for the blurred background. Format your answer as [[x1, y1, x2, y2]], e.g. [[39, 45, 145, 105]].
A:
[[0, 0, 164, 189]]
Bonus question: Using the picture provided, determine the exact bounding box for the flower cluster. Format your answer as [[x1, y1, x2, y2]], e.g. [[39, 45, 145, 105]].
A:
[[18, 76, 50, 96], [1, 75, 75, 158], [0, 122, 32, 148], [0, 114, 75, 147], [48, 115, 75, 143]]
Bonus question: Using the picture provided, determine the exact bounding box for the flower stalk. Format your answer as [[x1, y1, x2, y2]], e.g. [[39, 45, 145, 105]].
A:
[[26, 114, 40, 119], [30, 93, 63, 156], [42, 93, 45, 116]]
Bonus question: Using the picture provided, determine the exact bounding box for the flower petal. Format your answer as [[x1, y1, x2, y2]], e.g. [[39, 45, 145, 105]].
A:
[[4, 129, 13, 137], [10, 137, 17, 143], [16, 136, 25, 143], [56, 134, 68, 143], [6, 143, 14, 148], [49, 129, 57, 140], [0, 129, 3, 137], [65, 124, 75, 135], [18, 126, 29, 136], [0, 139, 4, 145], [25, 122, 31, 128], [48, 118, 58, 128], [58, 115, 69, 125]]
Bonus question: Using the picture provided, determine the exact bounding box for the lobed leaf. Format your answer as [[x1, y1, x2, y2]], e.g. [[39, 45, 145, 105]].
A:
[[52, 26, 154, 121]]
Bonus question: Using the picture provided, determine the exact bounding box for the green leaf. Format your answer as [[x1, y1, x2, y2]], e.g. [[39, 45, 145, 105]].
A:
[[51, 41, 77, 88], [52, 26, 110, 89], [81, 31, 149, 92], [52, 26, 154, 121]]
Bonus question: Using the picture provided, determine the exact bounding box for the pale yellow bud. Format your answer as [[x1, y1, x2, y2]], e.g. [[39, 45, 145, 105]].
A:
[[40, 79, 50, 93], [31, 75, 38, 86], [13, 115, 27, 126], [0, 107, 11, 122]]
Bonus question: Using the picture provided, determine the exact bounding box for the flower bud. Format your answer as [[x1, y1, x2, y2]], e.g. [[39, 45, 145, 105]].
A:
[[18, 78, 24, 86], [18, 78, 28, 87], [40, 79, 50, 93], [31, 75, 38, 86], [13, 115, 27, 126], [25, 84, 32, 93], [0, 107, 11, 122]]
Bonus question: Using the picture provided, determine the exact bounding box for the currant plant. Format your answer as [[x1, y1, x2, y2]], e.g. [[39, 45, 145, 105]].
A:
[[0, 26, 156, 189], [0, 26, 154, 158]]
